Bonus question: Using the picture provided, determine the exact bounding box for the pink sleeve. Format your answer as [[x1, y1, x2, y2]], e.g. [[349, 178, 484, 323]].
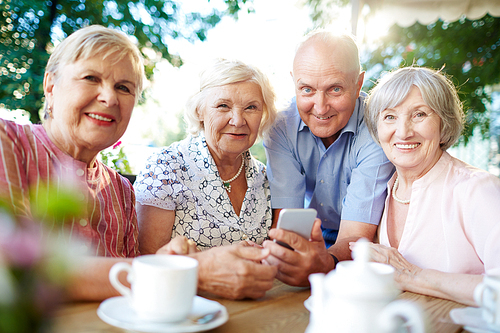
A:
[[464, 172, 500, 275], [0, 119, 32, 216]]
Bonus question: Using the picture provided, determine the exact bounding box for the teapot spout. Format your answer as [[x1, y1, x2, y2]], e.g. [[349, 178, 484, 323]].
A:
[[309, 272, 325, 306]]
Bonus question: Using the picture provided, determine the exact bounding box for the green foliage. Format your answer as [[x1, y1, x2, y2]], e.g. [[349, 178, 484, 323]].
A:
[[156, 111, 187, 147], [99, 141, 133, 175], [303, 0, 350, 27], [249, 139, 266, 164], [363, 14, 500, 143], [0, 0, 253, 124], [303, 1, 500, 143]]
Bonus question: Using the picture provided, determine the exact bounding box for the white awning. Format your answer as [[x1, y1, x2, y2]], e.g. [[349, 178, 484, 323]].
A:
[[346, 0, 500, 109], [359, 0, 500, 28]]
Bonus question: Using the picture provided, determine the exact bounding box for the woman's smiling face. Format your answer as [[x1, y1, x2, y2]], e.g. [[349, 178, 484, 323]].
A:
[[377, 86, 443, 177], [44, 53, 137, 165], [199, 81, 264, 162]]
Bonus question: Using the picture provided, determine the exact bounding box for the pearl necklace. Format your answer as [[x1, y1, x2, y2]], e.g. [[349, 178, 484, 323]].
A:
[[221, 156, 244, 192], [392, 176, 410, 204]]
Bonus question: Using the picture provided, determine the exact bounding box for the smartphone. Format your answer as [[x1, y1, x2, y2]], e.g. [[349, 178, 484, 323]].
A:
[[275, 208, 317, 250]]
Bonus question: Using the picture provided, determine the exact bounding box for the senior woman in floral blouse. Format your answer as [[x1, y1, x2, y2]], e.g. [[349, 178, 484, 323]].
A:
[[0, 25, 145, 300], [134, 58, 278, 299], [359, 66, 500, 306]]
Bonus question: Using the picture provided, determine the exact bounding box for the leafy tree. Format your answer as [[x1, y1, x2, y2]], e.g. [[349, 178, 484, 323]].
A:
[[363, 14, 500, 142], [0, 0, 252, 124], [303, 0, 349, 28], [304, 0, 500, 142]]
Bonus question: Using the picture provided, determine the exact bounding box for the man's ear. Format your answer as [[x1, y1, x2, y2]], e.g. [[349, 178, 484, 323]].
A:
[[356, 71, 365, 95], [43, 72, 55, 107]]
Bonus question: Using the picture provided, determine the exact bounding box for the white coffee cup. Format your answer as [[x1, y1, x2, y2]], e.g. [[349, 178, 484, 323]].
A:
[[474, 274, 500, 328], [109, 254, 198, 323]]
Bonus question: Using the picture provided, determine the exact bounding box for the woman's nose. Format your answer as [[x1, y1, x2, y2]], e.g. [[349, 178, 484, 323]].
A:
[[98, 85, 119, 107], [396, 118, 414, 138], [229, 110, 246, 127]]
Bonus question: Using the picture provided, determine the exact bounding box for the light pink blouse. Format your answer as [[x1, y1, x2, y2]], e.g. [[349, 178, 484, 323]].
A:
[[378, 151, 500, 275]]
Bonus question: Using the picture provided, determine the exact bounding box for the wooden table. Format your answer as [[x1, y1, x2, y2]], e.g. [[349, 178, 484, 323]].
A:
[[52, 280, 473, 333]]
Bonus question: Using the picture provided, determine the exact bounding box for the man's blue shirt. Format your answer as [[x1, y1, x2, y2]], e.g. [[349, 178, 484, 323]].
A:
[[263, 93, 395, 234]]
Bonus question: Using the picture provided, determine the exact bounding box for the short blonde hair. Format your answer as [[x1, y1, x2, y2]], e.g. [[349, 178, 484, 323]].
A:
[[365, 66, 464, 151], [44, 25, 145, 116], [184, 58, 277, 138]]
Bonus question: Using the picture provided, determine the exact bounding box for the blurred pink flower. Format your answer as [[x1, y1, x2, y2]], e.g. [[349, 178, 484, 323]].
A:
[[0, 227, 43, 268], [112, 141, 122, 149]]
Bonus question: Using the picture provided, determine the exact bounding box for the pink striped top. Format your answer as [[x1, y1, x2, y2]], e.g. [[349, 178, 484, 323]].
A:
[[0, 119, 139, 258]]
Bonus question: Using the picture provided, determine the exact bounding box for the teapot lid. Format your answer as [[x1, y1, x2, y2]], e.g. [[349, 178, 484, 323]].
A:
[[328, 238, 399, 298]]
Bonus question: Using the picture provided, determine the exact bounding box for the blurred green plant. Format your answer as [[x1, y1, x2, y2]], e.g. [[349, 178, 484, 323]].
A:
[[249, 139, 266, 164], [0, 182, 84, 333], [30, 184, 85, 224]]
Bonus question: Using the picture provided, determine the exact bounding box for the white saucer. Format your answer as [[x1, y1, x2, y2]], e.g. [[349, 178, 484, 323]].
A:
[[97, 296, 228, 332], [450, 307, 500, 333]]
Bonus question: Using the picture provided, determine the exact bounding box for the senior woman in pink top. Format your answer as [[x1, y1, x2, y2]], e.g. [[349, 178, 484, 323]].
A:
[[0, 25, 144, 300], [361, 66, 500, 306]]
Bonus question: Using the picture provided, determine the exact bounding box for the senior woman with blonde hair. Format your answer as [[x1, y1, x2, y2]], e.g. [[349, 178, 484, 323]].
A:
[[359, 66, 500, 306], [134, 58, 278, 299], [0, 25, 145, 300]]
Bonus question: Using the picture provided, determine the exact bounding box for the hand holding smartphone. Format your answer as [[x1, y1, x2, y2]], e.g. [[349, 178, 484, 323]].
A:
[[275, 208, 317, 250]]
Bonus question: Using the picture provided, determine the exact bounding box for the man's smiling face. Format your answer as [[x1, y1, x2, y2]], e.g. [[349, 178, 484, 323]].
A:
[[292, 38, 363, 148]]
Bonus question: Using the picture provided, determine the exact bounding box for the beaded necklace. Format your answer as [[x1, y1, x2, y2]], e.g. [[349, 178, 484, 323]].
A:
[[392, 176, 410, 204], [221, 156, 244, 192]]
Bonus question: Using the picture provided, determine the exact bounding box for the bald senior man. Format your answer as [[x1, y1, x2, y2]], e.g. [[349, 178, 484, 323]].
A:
[[263, 30, 394, 286]]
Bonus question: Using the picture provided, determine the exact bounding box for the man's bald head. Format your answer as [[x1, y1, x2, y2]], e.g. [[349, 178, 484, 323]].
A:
[[293, 30, 361, 84]]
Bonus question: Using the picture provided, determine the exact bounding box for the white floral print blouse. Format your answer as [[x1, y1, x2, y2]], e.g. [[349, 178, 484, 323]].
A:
[[134, 133, 272, 250]]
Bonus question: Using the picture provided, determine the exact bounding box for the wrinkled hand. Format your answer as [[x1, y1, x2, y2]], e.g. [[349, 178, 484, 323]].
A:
[[193, 244, 277, 300], [262, 219, 336, 287], [157, 236, 199, 255], [350, 242, 422, 291]]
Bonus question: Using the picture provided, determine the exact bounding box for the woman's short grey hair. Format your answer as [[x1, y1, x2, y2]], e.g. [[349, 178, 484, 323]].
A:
[[44, 25, 145, 118], [365, 66, 464, 151], [184, 58, 277, 138]]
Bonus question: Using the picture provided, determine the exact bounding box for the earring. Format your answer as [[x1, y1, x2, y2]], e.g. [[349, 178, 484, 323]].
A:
[[47, 106, 53, 117]]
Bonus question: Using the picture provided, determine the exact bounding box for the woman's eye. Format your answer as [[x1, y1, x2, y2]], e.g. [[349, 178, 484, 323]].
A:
[[117, 85, 131, 93], [383, 114, 396, 121], [84, 75, 97, 82], [217, 104, 229, 109], [246, 105, 257, 111], [413, 112, 428, 122]]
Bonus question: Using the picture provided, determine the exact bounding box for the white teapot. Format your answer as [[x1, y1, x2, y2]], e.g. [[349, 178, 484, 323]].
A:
[[306, 239, 427, 333]]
